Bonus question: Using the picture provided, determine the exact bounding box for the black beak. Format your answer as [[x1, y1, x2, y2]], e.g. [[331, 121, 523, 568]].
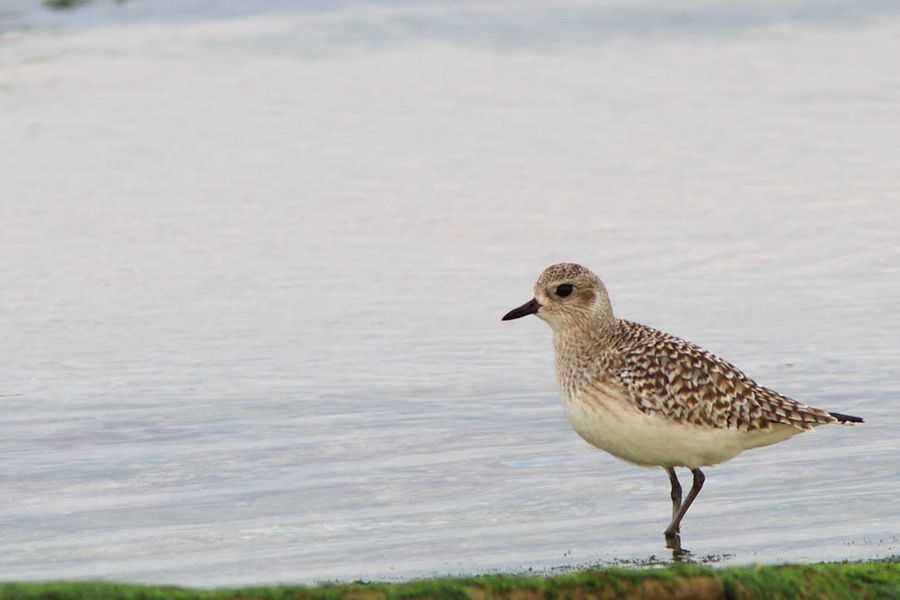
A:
[[501, 298, 541, 321]]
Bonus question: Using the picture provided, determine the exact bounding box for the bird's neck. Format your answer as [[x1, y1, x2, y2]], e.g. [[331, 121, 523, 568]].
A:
[[552, 315, 617, 364], [552, 317, 617, 398]]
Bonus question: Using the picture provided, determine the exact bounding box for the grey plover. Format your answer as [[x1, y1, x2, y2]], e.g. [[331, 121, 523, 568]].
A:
[[502, 263, 862, 543]]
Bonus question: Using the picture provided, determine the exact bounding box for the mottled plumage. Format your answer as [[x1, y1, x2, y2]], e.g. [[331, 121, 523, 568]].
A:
[[503, 262, 862, 544], [590, 319, 835, 431]]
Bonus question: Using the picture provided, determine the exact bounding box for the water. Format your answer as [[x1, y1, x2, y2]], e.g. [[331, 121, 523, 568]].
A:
[[1, 0, 899, 587]]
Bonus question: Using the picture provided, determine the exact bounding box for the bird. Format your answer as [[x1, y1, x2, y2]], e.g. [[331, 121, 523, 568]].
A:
[[501, 263, 862, 546]]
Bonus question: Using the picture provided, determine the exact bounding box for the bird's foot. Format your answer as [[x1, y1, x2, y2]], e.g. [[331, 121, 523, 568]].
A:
[[664, 530, 691, 561], [664, 529, 681, 550], [670, 543, 691, 561]]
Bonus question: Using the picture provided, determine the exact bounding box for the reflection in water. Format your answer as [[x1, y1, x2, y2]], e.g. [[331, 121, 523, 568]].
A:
[[670, 545, 692, 562], [1, 0, 899, 587], [42, 0, 94, 11]]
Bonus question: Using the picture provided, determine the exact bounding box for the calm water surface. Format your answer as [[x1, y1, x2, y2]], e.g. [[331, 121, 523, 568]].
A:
[[1, 0, 899, 587]]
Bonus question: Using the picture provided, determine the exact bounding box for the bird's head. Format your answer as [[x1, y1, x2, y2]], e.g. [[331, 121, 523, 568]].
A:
[[502, 263, 614, 332]]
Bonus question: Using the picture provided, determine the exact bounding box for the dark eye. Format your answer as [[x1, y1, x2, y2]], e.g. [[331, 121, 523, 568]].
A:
[[555, 284, 573, 297]]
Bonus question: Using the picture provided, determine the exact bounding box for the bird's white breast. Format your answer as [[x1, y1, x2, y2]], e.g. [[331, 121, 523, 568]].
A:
[[559, 382, 799, 469]]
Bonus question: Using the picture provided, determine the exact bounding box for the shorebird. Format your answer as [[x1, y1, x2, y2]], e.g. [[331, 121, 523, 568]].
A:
[[502, 263, 862, 545]]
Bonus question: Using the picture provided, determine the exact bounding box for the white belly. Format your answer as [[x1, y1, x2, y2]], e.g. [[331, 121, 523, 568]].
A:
[[561, 385, 800, 469]]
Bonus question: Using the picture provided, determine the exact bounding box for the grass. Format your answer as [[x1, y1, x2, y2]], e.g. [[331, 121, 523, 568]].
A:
[[1, 558, 897, 600]]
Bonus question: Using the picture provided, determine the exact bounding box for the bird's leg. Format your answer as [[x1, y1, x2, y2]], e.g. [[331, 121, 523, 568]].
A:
[[664, 468, 705, 538], [664, 468, 685, 550], [666, 467, 682, 526]]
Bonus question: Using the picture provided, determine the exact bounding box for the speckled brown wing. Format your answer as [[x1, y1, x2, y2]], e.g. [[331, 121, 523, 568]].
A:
[[610, 320, 836, 431]]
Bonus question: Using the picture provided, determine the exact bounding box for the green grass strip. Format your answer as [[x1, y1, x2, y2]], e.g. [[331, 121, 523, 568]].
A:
[[1, 558, 897, 600]]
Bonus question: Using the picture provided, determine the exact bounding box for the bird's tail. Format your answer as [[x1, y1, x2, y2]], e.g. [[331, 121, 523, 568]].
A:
[[829, 411, 864, 424]]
